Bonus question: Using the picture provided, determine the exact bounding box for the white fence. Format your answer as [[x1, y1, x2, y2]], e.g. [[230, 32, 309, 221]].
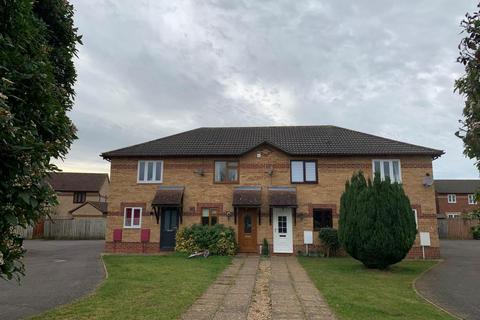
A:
[[15, 225, 34, 239], [43, 219, 106, 240]]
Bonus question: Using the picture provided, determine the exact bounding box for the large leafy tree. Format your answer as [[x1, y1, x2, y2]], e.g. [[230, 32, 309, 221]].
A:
[[0, 0, 81, 280], [455, 3, 480, 171], [338, 172, 416, 269]]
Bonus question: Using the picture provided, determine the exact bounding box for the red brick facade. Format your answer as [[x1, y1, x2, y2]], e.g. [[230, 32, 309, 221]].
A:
[[436, 193, 479, 217], [105, 148, 441, 259]]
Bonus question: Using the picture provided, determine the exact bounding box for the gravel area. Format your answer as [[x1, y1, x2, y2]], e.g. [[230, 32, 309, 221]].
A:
[[247, 258, 272, 320]]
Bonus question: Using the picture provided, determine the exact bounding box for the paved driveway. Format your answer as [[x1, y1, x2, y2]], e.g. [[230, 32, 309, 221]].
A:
[[0, 240, 105, 320], [416, 240, 480, 320]]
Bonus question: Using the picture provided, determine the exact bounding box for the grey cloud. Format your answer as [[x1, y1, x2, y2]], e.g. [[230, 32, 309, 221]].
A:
[[56, 0, 478, 178]]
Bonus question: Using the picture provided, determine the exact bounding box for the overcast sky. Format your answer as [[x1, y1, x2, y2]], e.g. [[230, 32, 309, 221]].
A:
[[55, 0, 479, 179]]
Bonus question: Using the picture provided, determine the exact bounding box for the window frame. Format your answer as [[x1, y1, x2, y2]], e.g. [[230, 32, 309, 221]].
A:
[[447, 194, 457, 204], [214, 160, 239, 184], [372, 159, 402, 183], [123, 207, 142, 229], [447, 212, 461, 219], [468, 194, 477, 205], [290, 160, 318, 184], [73, 191, 86, 203], [313, 208, 333, 231], [201, 208, 218, 226], [137, 160, 163, 184]]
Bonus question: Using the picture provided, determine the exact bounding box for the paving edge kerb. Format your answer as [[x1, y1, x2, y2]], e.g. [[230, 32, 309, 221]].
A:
[[412, 260, 462, 320]]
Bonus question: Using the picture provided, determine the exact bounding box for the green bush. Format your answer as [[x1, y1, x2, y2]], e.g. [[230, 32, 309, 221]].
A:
[[175, 224, 237, 255], [318, 228, 340, 257], [338, 172, 417, 269], [472, 225, 480, 240], [261, 238, 269, 256]]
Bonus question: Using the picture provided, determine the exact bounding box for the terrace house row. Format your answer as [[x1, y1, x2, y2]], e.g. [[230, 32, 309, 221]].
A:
[[101, 126, 443, 258]]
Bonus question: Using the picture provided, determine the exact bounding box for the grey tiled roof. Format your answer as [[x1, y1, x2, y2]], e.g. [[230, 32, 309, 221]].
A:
[[101, 126, 443, 158], [45, 172, 109, 192], [435, 180, 480, 194]]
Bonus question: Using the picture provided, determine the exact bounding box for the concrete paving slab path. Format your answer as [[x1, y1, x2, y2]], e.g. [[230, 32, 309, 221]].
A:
[[182, 255, 336, 320]]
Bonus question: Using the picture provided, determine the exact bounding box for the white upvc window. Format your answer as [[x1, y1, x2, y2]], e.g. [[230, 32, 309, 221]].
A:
[[468, 194, 477, 205], [372, 160, 401, 183], [412, 209, 418, 229], [447, 212, 461, 219], [447, 194, 456, 204], [124, 207, 142, 228], [137, 160, 163, 183]]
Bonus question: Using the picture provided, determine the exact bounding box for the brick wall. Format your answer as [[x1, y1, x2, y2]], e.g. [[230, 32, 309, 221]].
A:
[[436, 193, 479, 216], [105, 146, 440, 258]]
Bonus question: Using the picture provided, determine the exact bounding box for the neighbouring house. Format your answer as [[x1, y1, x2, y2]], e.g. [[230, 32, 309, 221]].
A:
[[101, 125, 443, 258], [435, 179, 480, 219], [45, 172, 110, 219]]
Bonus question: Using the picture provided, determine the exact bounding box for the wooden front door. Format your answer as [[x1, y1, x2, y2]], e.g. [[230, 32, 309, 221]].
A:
[[160, 207, 179, 250], [238, 208, 258, 253]]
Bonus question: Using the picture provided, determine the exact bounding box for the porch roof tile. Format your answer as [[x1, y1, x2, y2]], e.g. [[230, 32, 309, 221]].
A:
[[268, 186, 297, 207], [152, 186, 184, 206], [233, 186, 262, 207]]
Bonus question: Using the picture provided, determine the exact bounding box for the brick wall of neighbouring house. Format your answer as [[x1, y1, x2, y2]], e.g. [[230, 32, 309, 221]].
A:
[[105, 146, 440, 258], [54, 192, 102, 219], [436, 193, 479, 215]]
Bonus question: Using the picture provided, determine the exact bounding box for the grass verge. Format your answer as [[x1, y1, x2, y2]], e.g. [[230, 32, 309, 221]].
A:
[[33, 254, 231, 320], [298, 257, 454, 320]]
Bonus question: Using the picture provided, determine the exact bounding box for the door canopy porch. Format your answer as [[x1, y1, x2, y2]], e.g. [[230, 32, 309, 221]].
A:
[[268, 186, 297, 207], [233, 186, 262, 207], [151, 186, 184, 224]]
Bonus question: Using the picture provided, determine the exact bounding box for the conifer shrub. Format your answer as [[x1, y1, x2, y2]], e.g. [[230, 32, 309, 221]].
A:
[[261, 238, 269, 256], [318, 228, 340, 257], [338, 172, 416, 269], [175, 224, 237, 255]]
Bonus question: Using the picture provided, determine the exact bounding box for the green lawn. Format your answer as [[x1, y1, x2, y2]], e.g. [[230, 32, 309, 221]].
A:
[[33, 254, 231, 320], [298, 257, 453, 320]]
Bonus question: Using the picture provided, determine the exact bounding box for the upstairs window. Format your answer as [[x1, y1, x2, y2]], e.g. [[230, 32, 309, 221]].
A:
[[124, 207, 142, 228], [201, 208, 218, 226], [138, 160, 163, 183], [73, 192, 86, 203], [214, 161, 238, 183], [447, 212, 460, 219], [313, 209, 333, 231], [372, 160, 401, 183], [291, 160, 317, 183], [468, 194, 477, 205], [447, 194, 456, 204]]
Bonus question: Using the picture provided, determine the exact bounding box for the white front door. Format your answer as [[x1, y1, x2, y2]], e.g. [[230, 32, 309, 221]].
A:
[[273, 207, 293, 253]]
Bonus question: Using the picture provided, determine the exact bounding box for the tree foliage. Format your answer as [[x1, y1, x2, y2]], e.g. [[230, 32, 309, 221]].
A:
[[0, 0, 81, 280], [338, 172, 416, 269], [455, 3, 480, 170], [318, 228, 340, 257]]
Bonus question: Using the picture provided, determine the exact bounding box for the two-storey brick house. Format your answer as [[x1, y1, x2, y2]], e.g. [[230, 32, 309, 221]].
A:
[[102, 126, 443, 258], [435, 179, 480, 218]]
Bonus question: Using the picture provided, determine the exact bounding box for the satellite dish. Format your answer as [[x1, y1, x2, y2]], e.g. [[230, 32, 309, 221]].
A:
[[423, 175, 434, 187]]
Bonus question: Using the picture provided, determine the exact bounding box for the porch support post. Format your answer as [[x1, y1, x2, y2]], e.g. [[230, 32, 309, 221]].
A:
[[293, 207, 297, 226], [269, 207, 273, 225], [258, 207, 261, 225]]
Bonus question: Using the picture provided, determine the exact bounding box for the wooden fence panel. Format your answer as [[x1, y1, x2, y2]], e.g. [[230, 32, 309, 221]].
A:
[[438, 219, 480, 240], [43, 219, 106, 240], [15, 225, 34, 239]]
